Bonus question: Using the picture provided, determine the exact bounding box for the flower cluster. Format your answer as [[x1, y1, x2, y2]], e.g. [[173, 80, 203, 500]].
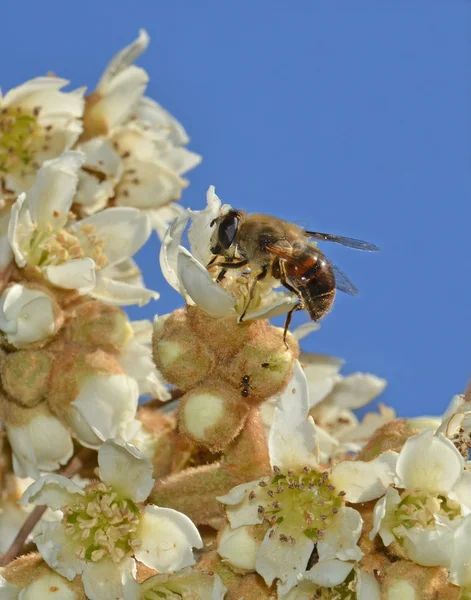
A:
[[0, 25, 469, 600]]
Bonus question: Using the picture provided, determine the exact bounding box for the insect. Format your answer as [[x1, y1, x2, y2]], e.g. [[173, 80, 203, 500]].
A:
[[208, 210, 379, 340], [239, 374, 252, 397]]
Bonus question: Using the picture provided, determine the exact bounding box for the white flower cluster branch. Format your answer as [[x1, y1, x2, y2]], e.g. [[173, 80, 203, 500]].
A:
[[0, 26, 469, 600]]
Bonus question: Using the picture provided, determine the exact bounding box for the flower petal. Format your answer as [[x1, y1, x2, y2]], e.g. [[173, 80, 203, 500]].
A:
[[159, 213, 189, 294], [303, 559, 354, 587], [217, 481, 263, 529], [317, 507, 364, 562], [20, 474, 84, 509], [0, 574, 20, 600], [243, 291, 298, 321], [82, 557, 139, 600], [20, 571, 78, 600], [395, 430, 464, 494], [73, 207, 151, 267], [187, 185, 222, 265], [370, 487, 400, 545], [401, 519, 458, 567], [256, 528, 314, 589], [268, 360, 318, 470], [217, 524, 259, 570], [329, 373, 387, 410], [7, 192, 33, 267], [355, 567, 381, 600], [71, 374, 139, 444], [449, 470, 471, 509], [135, 505, 203, 571], [8, 413, 73, 478], [98, 30, 150, 90], [34, 520, 84, 580], [92, 273, 158, 307], [177, 246, 236, 318], [301, 353, 343, 408], [449, 514, 471, 587], [98, 438, 154, 502], [45, 258, 96, 292], [329, 451, 398, 503]]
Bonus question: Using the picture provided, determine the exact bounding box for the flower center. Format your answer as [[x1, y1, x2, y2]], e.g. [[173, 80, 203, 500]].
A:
[[27, 222, 108, 269], [64, 482, 141, 563], [0, 107, 44, 175], [392, 490, 461, 539], [249, 466, 344, 543]]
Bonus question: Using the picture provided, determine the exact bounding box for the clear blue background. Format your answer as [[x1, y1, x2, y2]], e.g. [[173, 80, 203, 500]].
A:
[[3, 1, 470, 417]]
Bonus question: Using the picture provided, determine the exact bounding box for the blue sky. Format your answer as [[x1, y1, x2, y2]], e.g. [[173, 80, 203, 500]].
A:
[[3, 1, 470, 417]]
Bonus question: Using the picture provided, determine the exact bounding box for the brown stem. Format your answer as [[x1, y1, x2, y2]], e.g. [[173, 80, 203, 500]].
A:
[[139, 388, 183, 409], [0, 447, 93, 567]]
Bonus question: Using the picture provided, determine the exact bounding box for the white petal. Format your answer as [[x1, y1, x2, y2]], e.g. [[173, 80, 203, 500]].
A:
[[67, 407, 102, 448], [20, 571, 77, 600], [315, 425, 340, 464], [269, 361, 318, 470], [8, 414, 73, 478], [449, 470, 471, 509], [217, 481, 263, 529], [301, 353, 343, 408], [329, 373, 387, 410], [7, 193, 33, 267], [177, 246, 236, 317], [2, 77, 83, 116], [92, 273, 158, 307], [0, 503, 28, 553], [304, 559, 353, 587], [20, 474, 84, 509], [187, 185, 222, 265], [256, 529, 314, 589], [243, 291, 298, 321], [118, 337, 170, 399], [0, 574, 20, 600], [217, 524, 259, 570], [25, 152, 83, 228], [159, 146, 201, 176], [34, 520, 84, 580], [395, 430, 464, 494], [292, 321, 321, 341], [355, 567, 381, 600], [329, 451, 397, 503], [73, 207, 151, 267], [0, 284, 56, 347], [136, 95, 190, 146], [98, 438, 154, 502], [135, 505, 203, 571], [0, 234, 13, 269], [317, 507, 364, 562], [45, 258, 96, 292], [98, 30, 150, 90], [370, 487, 400, 546], [159, 213, 189, 294], [449, 514, 471, 586], [401, 519, 458, 567], [82, 557, 139, 600], [71, 374, 139, 444]]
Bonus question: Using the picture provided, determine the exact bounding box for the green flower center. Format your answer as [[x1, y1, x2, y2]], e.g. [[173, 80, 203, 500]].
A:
[[0, 107, 44, 174], [392, 490, 461, 540], [250, 466, 344, 543], [64, 482, 141, 563], [26, 223, 108, 270]]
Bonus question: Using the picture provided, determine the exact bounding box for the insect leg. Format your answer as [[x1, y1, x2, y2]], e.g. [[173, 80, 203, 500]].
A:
[[239, 266, 268, 322], [277, 261, 302, 345]]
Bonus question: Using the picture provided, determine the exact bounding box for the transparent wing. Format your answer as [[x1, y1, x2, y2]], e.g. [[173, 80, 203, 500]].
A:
[[305, 231, 380, 252], [332, 264, 359, 296]]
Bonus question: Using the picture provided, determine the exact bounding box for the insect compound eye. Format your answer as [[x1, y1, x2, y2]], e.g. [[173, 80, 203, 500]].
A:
[[217, 213, 239, 250]]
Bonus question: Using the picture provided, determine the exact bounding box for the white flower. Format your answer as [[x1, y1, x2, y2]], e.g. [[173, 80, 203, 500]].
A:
[[0, 284, 57, 347], [21, 439, 203, 600], [118, 319, 170, 399], [0, 76, 84, 195], [278, 561, 380, 600], [330, 429, 471, 567], [7, 151, 157, 305], [449, 513, 471, 592], [217, 361, 363, 593], [437, 393, 471, 456], [78, 30, 201, 235], [139, 568, 227, 600], [160, 185, 298, 321]]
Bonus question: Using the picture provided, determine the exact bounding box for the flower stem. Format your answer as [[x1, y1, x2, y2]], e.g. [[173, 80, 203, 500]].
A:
[[0, 447, 93, 567]]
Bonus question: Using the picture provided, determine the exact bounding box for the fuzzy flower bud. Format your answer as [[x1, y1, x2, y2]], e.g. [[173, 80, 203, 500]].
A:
[[380, 561, 460, 600], [1, 349, 52, 407]]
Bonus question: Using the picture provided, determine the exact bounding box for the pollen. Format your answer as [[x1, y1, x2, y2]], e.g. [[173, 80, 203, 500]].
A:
[[63, 481, 141, 564], [250, 466, 344, 543], [0, 107, 45, 175]]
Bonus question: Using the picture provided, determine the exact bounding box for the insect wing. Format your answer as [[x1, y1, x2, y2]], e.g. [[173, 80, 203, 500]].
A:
[[332, 264, 359, 296], [305, 231, 379, 252]]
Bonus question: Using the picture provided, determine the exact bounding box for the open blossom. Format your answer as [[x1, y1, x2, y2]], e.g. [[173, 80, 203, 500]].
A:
[[77, 29, 201, 236], [7, 151, 157, 306], [216, 361, 364, 594], [330, 429, 471, 568], [0, 76, 84, 197], [161, 185, 298, 322], [21, 439, 203, 600]]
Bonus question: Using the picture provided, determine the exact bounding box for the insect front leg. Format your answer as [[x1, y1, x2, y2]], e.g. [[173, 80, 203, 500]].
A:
[[239, 266, 268, 322]]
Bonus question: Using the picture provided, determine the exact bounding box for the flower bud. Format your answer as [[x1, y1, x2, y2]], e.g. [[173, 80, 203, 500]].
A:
[[1, 349, 52, 407], [178, 381, 250, 451], [153, 309, 215, 391], [380, 561, 460, 600], [0, 284, 62, 349], [65, 301, 133, 353], [357, 419, 420, 461]]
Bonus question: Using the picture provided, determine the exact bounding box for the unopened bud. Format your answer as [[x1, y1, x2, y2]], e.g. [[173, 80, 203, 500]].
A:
[[1, 349, 52, 407]]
